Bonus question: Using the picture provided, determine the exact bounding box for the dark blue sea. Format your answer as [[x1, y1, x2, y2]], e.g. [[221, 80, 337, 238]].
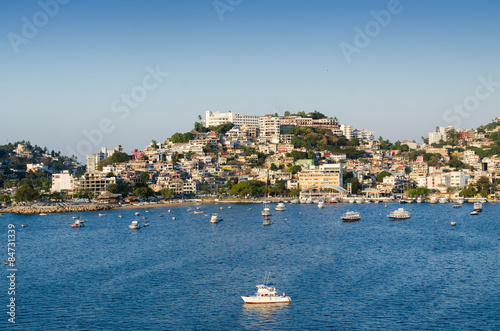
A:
[[1, 202, 499, 330]]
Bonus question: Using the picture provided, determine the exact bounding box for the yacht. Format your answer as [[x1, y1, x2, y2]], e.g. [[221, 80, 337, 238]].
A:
[[438, 197, 448, 204], [456, 197, 465, 204], [241, 273, 290, 304], [348, 198, 355, 204], [261, 206, 271, 216], [210, 214, 222, 224], [341, 211, 361, 222], [275, 203, 286, 211], [128, 220, 141, 230], [317, 201, 324, 209], [429, 197, 438, 204], [355, 197, 364, 204], [289, 198, 299, 204], [387, 208, 410, 220]]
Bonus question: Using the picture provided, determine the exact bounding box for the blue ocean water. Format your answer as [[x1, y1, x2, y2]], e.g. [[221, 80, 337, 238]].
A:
[[1, 202, 499, 330]]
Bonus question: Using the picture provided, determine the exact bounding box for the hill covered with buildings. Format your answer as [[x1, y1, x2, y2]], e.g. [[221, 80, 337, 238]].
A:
[[3, 112, 500, 205]]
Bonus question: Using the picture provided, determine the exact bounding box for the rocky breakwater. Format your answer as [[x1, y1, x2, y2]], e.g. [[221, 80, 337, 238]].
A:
[[3, 204, 116, 215]]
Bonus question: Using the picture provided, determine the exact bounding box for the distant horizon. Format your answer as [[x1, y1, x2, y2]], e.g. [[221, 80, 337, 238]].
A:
[[1, 0, 499, 161]]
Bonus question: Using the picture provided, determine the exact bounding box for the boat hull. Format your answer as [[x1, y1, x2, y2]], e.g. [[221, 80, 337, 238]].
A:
[[241, 296, 291, 304]]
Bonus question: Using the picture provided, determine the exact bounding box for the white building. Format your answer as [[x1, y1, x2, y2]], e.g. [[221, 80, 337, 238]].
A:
[[51, 170, 75, 193], [86, 147, 120, 173], [259, 116, 280, 138], [449, 171, 466, 188], [205, 110, 259, 128], [340, 125, 353, 140]]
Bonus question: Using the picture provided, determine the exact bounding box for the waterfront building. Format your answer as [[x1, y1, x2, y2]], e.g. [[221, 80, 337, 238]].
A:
[[76, 172, 116, 194], [51, 170, 75, 193], [298, 164, 343, 190]]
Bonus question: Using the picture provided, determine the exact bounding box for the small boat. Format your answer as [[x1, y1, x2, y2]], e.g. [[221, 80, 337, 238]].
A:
[[348, 198, 355, 204], [72, 216, 78, 219], [39, 213, 47, 216], [172, 217, 176, 220], [21, 224, 27, 228], [429, 197, 438, 204], [71, 220, 84, 228], [194, 211, 203, 214], [142, 216, 147, 220], [135, 212, 140, 216], [317, 201, 324, 209], [210, 214, 221, 224], [143, 221, 150, 227], [241, 273, 290, 304], [417, 197, 422, 204], [98, 213, 106, 217], [118, 215, 123, 218], [261, 206, 271, 216], [129, 220, 141, 230], [145, 210, 150, 213], [262, 216, 271, 226], [473, 203, 482, 212], [438, 197, 448, 204], [387, 208, 410, 220], [227, 206, 232, 209], [470, 210, 479, 215], [168, 209, 171, 213], [289, 198, 299, 204], [158, 214, 163, 217], [341, 211, 361, 222], [452, 204, 462, 208], [456, 197, 465, 204], [451, 221, 456, 226], [275, 203, 286, 211]]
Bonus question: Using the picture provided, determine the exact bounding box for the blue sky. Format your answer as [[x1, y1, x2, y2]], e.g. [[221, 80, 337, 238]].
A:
[[1, 0, 499, 161]]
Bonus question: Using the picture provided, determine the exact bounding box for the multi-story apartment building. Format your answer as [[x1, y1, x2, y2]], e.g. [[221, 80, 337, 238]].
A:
[[51, 170, 75, 193], [76, 173, 116, 193], [259, 115, 280, 138], [298, 164, 343, 190], [205, 111, 260, 127]]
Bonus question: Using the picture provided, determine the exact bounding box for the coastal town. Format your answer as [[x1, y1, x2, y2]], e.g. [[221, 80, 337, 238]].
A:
[[1, 111, 500, 212]]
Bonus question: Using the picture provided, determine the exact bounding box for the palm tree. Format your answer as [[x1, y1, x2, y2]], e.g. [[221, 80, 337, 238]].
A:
[[118, 145, 123, 152]]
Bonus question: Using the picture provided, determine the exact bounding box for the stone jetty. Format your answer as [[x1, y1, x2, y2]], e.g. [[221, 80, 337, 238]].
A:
[[3, 204, 116, 215]]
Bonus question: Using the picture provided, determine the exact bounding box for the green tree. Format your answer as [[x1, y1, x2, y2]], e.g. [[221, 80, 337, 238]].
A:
[[270, 163, 278, 171], [288, 165, 302, 174], [133, 187, 154, 199], [139, 172, 150, 183], [229, 180, 266, 197], [15, 184, 39, 202], [160, 188, 174, 199], [376, 171, 391, 182]]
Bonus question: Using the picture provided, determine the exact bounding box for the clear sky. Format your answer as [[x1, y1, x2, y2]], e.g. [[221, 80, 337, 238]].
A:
[[1, 0, 499, 161]]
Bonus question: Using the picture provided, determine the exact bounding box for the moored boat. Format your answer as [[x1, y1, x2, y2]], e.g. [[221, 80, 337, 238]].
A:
[[317, 201, 324, 209], [262, 216, 271, 226], [129, 220, 141, 230], [70, 219, 84, 228], [341, 211, 361, 222], [210, 214, 221, 224], [275, 203, 286, 211], [387, 208, 410, 220], [473, 202, 482, 212]]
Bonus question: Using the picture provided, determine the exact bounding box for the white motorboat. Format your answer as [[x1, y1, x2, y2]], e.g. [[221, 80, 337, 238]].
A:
[[429, 197, 438, 204], [348, 198, 355, 204], [470, 210, 479, 215], [289, 198, 299, 204], [261, 206, 271, 216], [341, 211, 361, 222], [417, 197, 422, 203], [456, 197, 465, 204], [473, 203, 482, 212], [275, 203, 286, 211], [262, 216, 271, 226], [387, 208, 410, 220], [135, 212, 140, 216], [317, 201, 324, 209], [355, 197, 364, 204], [129, 220, 141, 230], [438, 197, 448, 204], [241, 273, 290, 304], [452, 204, 462, 208], [210, 214, 221, 224]]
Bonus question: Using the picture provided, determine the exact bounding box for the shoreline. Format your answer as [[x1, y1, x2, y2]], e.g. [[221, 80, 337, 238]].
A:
[[1, 197, 496, 214]]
